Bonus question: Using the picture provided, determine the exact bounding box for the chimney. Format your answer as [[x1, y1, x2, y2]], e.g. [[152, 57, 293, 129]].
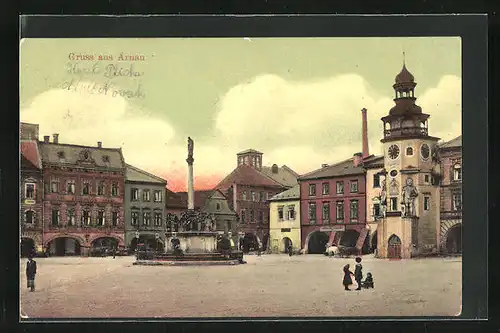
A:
[[353, 152, 363, 167], [321, 164, 329, 168], [361, 108, 369, 158], [43, 136, 50, 143], [53, 133, 59, 144], [271, 164, 279, 174], [97, 141, 102, 148]]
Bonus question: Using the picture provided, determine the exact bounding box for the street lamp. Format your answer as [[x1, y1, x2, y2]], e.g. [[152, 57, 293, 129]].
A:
[[155, 232, 159, 253], [135, 231, 140, 255]]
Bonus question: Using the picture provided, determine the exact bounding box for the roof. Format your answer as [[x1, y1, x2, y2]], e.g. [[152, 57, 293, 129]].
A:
[[21, 154, 39, 171], [237, 149, 263, 155], [395, 64, 415, 84], [216, 164, 285, 189], [362, 155, 384, 169], [38, 142, 125, 170], [20, 141, 42, 169], [439, 135, 462, 149], [261, 165, 299, 187], [165, 189, 187, 209], [298, 157, 365, 181], [125, 164, 167, 184], [269, 185, 300, 201], [176, 190, 214, 209]]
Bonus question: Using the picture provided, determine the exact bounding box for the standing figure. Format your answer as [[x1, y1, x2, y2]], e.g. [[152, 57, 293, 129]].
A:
[[187, 137, 194, 159], [354, 257, 363, 291], [343, 264, 354, 291], [26, 255, 37, 292], [402, 177, 419, 216], [288, 243, 293, 257]]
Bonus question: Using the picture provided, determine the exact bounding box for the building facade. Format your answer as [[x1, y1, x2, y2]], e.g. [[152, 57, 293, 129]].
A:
[[438, 136, 462, 254], [216, 149, 293, 251], [124, 164, 167, 251], [363, 156, 385, 252], [376, 64, 441, 259], [39, 134, 126, 256], [298, 156, 372, 254], [268, 185, 301, 254], [20, 134, 44, 257]]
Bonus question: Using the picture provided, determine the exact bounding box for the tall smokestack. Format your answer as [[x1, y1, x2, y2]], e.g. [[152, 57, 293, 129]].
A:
[[361, 108, 369, 158]]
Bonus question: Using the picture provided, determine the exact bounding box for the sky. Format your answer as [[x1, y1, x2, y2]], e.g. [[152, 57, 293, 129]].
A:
[[20, 37, 462, 192]]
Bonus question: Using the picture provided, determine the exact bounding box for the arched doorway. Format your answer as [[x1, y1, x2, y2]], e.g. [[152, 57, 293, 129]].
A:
[[339, 230, 360, 248], [47, 237, 81, 256], [92, 237, 119, 249], [445, 224, 462, 254], [370, 231, 378, 253], [307, 231, 329, 254], [388, 234, 402, 259], [282, 237, 292, 253], [242, 233, 259, 252], [21, 238, 35, 257]]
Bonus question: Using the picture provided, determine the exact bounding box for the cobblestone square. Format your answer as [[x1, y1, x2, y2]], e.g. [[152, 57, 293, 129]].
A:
[[20, 254, 461, 318]]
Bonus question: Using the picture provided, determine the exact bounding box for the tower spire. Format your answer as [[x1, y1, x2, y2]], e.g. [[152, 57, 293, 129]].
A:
[[403, 51, 406, 66]]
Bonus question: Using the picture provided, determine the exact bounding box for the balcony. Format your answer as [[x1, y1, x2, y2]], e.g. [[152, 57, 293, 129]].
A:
[[441, 210, 462, 220], [384, 127, 428, 139]]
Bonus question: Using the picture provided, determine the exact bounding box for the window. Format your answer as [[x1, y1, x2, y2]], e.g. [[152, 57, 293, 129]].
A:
[[143, 189, 151, 201], [322, 202, 330, 222], [68, 209, 76, 226], [322, 183, 330, 195], [82, 182, 90, 195], [67, 181, 75, 194], [51, 209, 60, 226], [97, 210, 105, 225], [260, 191, 265, 202], [102, 155, 110, 162], [452, 192, 462, 211], [336, 201, 344, 222], [57, 151, 65, 159], [424, 196, 431, 211], [424, 174, 430, 183], [350, 180, 358, 193], [336, 181, 344, 194], [131, 188, 139, 201], [111, 183, 118, 196], [309, 184, 316, 196], [131, 211, 139, 225], [373, 203, 381, 217], [373, 174, 380, 188], [258, 210, 264, 223], [25, 210, 34, 224], [97, 181, 105, 196], [242, 191, 247, 201], [350, 200, 359, 221], [287, 205, 295, 220], [112, 212, 118, 226], [143, 212, 151, 225], [266, 192, 270, 200], [251, 191, 256, 202], [25, 183, 35, 199], [278, 206, 284, 220], [82, 210, 91, 225], [453, 164, 462, 181], [308, 203, 317, 222], [240, 210, 246, 223], [216, 203, 221, 211], [250, 210, 255, 223], [390, 197, 398, 211], [406, 147, 414, 156], [51, 180, 59, 193], [154, 190, 162, 202], [154, 213, 162, 226]]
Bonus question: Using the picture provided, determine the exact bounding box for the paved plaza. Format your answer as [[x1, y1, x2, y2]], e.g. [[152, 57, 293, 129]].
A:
[[20, 254, 461, 318]]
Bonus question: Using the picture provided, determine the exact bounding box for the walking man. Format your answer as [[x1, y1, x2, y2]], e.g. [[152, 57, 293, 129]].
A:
[[354, 257, 363, 291], [26, 255, 37, 292]]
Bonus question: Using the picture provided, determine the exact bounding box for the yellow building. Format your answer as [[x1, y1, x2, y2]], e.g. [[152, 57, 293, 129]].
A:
[[268, 185, 301, 254]]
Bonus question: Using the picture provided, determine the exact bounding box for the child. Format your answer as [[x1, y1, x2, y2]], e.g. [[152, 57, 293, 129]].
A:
[[342, 264, 354, 291], [362, 272, 375, 289], [354, 257, 363, 291]]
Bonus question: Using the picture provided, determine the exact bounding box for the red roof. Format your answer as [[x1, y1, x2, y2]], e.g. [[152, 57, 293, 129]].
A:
[[165, 188, 187, 209], [176, 190, 214, 209], [20, 141, 41, 169], [216, 164, 284, 189]]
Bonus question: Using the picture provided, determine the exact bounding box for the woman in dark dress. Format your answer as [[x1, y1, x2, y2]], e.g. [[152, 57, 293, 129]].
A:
[[342, 264, 354, 291]]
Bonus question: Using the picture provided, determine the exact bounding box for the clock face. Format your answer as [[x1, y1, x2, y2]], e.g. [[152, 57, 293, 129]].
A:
[[421, 144, 430, 159], [388, 144, 400, 160]]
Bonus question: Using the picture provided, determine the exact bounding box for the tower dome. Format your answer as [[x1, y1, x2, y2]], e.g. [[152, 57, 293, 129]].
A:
[[395, 64, 415, 84]]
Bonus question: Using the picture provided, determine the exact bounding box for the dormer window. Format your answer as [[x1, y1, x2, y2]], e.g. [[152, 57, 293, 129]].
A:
[[102, 155, 110, 162], [57, 151, 65, 159]]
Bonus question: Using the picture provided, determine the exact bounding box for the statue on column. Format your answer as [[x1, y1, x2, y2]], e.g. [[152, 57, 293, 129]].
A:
[[402, 177, 419, 216], [187, 137, 194, 160]]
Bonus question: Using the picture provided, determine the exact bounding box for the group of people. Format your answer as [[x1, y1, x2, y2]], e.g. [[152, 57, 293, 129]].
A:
[[342, 257, 374, 291]]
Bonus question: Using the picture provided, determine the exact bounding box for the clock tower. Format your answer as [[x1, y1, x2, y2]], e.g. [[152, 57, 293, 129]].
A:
[[377, 62, 441, 259]]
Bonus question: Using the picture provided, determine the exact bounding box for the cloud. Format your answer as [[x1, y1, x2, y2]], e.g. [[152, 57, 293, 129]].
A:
[[215, 73, 462, 173]]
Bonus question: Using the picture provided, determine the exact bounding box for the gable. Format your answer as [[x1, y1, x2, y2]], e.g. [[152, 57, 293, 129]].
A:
[[216, 164, 284, 189], [126, 164, 167, 184]]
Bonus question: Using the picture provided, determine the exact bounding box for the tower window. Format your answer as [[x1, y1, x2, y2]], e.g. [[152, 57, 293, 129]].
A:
[[424, 196, 431, 211], [373, 174, 380, 188], [406, 147, 413, 156], [390, 197, 398, 211]]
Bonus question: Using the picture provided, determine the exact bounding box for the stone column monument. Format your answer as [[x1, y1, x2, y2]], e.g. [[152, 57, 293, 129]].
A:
[[186, 137, 195, 210]]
